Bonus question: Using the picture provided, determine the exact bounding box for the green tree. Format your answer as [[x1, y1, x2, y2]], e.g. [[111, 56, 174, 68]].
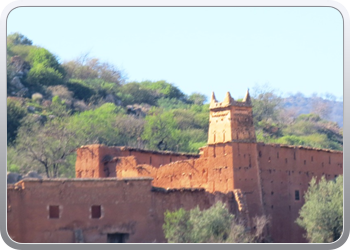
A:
[[163, 202, 267, 243], [188, 92, 207, 105], [7, 98, 27, 145], [118, 82, 157, 106], [140, 80, 185, 100], [296, 176, 343, 243], [141, 110, 181, 151], [7, 33, 33, 46], [67, 103, 122, 146]]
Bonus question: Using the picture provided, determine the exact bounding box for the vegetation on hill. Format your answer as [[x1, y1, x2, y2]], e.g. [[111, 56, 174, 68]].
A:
[[6, 33, 343, 178]]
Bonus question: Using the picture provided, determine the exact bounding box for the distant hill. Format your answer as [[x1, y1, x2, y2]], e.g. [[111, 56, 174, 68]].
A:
[[283, 93, 343, 127]]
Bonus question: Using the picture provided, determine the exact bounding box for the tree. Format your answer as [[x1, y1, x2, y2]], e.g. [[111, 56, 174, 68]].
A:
[[251, 84, 283, 123], [188, 92, 207, 105], [118, 82, 157, 106], [296, 176, 343, 243], [7, 98, 27, 145], [62, 55, 123, 84], [7, 33, 33, 46], [140, 80, 186, 100], [141, 110, 181, 151], [66, 103, 122, 146], [14, 116, 80, 178], [163, 202, 270, 243]]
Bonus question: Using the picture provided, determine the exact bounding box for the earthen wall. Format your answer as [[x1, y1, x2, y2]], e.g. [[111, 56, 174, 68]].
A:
[[7, 178, 233, 243], [257, 143, 343, 243], [75, 145, 198, 178]]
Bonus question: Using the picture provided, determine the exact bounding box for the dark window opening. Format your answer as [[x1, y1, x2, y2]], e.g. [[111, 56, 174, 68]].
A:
[[259, 151, 262, 157], [271, 205, 274, 209], [49, 205, 59, 219], [268, 157, 271, 163], [91, 205, 101, 219], [295, 190, 300, 201], [285, 158, 288, 163], [304, 160, 306, 165], [271, 191, 274, 195], [107, 233, 129, 243]]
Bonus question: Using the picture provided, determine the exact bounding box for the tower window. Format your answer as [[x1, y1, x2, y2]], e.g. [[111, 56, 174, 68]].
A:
[[295, 190, 300, 201]]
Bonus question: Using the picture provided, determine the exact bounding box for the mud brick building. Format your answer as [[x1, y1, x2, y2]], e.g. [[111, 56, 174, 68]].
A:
[[7, 91, 343, 243]]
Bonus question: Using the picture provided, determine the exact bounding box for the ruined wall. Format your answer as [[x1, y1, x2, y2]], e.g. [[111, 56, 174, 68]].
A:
[[75, 145, 199, 178], [7, 179, 234, 243], [113, 143, 237, 194], [257, 143, 343, 243]]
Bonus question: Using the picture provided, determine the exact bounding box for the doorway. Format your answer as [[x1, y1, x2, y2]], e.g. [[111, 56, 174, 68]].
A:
[[107, 233, 129, 243]]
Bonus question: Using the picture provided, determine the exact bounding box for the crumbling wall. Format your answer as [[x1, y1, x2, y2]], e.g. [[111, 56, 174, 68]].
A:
[[75, 145, 199, 178]]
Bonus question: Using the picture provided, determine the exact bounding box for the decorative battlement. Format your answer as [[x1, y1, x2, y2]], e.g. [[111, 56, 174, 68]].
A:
[[209, 90, 252, 110], [208, 90, 256, 144]]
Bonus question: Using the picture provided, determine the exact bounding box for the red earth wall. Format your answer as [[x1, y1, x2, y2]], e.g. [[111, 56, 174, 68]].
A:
[[7, 178, 234, 243], [74, 142, 343, 243]]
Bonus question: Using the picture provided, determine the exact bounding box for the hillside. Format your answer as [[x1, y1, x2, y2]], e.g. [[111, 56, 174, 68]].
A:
[[7, 33, 343, 178]]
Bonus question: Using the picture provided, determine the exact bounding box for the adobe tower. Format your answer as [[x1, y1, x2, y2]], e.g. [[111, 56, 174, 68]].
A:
[[208, 90, 256, 144]]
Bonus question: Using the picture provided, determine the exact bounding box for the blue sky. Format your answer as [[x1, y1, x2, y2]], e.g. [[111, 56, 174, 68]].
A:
[[7, 7, 343, 101]]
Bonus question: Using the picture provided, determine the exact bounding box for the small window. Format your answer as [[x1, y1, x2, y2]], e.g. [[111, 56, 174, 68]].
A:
[[91, 205, 101, 219], [295, 190, 300, 201], [285, 158, 288, 163], [49, 205, 60, 219], [304, 160, 306, 165]]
